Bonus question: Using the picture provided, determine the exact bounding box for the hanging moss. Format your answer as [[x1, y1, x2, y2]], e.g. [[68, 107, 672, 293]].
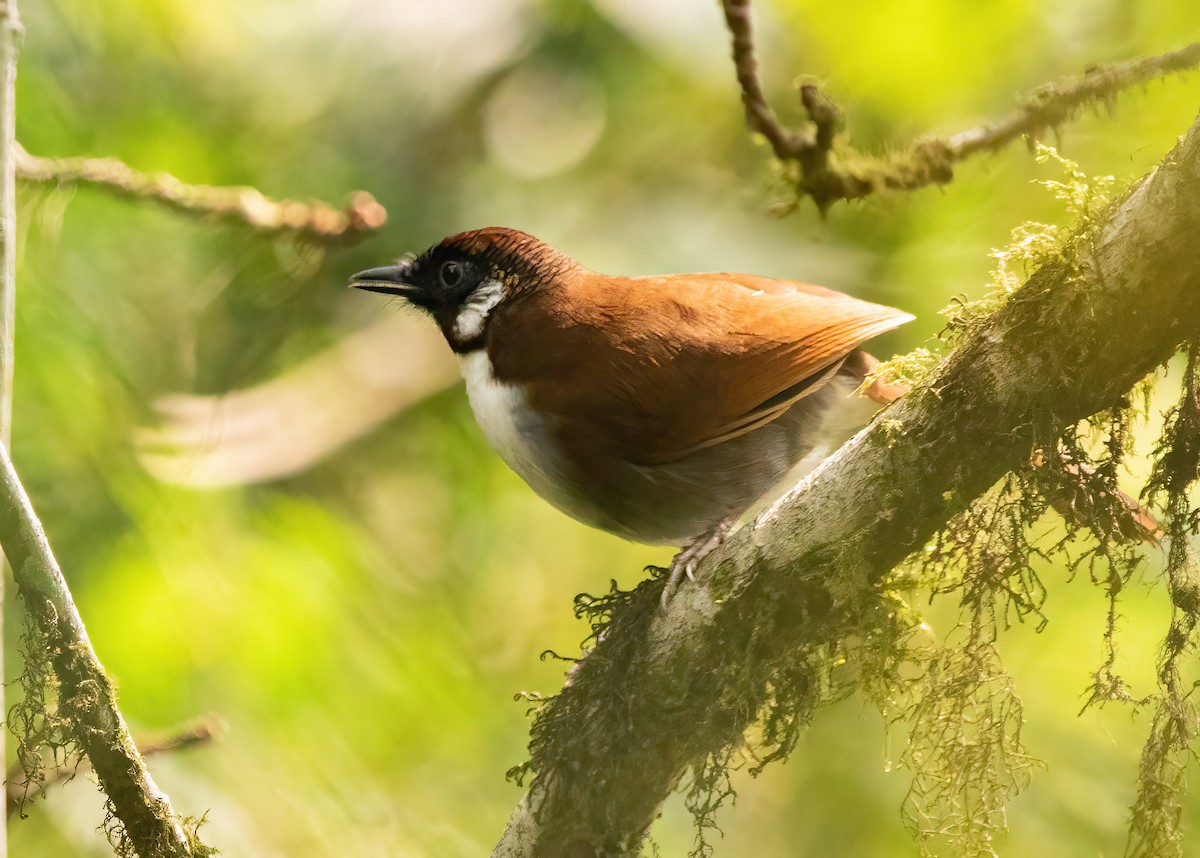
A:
[[1126, 344, 1200, 858], [8, 600, 79, 818]]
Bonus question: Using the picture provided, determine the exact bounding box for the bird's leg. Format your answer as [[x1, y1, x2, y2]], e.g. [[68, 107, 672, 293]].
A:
[[661, 517, 738, 605]]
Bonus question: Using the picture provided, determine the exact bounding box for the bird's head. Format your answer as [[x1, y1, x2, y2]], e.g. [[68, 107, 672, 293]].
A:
[[349, 227, 578, 353]]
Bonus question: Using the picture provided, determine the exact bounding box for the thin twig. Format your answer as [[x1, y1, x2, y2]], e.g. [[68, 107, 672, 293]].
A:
[[16, 144, 388, 244], [0, 444, 208, 856], [6, 715, 227, 819], [720, 0, 805, 160], [944, 42, 1200, 159], [720, 0, 1200, 209]]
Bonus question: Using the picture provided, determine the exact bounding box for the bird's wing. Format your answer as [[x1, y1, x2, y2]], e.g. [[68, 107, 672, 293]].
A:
[[494, 271, 913, 467]]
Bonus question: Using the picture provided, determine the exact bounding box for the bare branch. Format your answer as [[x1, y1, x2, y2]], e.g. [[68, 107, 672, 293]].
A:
[[16, 144, 388, 244], [719, 0, 805, 160], [494, 111, 1200, 856], [720, 0, 1200, 209], [7, 715, 227, 819], [0, 444, 209, 856]]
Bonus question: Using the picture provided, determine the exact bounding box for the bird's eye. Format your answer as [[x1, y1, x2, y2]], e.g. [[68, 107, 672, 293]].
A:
[[439, 261, 463, 287]]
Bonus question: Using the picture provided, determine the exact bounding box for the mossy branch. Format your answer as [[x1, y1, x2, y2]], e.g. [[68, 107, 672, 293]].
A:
[[16, 143, 387, 245], [493, 111, 1200, 856], [0, 445, 212, 857], [6, 714, 226, 820], [720, 0, 1200, 210]]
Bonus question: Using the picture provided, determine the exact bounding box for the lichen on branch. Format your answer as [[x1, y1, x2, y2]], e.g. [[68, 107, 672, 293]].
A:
[[720, 0, 1200, 211]]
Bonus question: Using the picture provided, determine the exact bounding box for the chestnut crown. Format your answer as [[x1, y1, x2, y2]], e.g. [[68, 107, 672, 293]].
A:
[[349, 227, 578, 351]]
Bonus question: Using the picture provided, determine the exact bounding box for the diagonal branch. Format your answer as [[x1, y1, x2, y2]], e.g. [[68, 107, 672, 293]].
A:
[[16, 144, 387, 244], [721, 0, 1200, 210], [0, 445, 210, 856], [6, 715, 226, 819], [943, 42, 1200, 159], [493, 111, 1200, 856]]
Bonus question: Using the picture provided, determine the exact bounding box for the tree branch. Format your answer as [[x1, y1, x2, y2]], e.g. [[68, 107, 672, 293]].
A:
[[16, 144, 387, 244], [720, 0, 806, 161], [721, 0, 1200, 209], [0, 444, 210, 856], [944, 42, 1200, 159], [0, 2, 23, 854], [6, 715, 226, 819], [493, 111, 1200, 856]]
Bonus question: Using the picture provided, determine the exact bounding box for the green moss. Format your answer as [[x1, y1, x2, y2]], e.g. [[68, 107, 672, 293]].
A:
[[8, 601, 77, 819], [882, 475, 1049, 856], [871, 144, 1117, 392], [863, 347, 939, 393]]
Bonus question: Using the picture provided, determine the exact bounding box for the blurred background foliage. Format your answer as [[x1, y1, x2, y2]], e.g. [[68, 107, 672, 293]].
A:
[[7, 0, 1200, 854]]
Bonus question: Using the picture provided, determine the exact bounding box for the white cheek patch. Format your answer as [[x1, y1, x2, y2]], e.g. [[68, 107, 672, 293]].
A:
[[453, 278, 505, 342]]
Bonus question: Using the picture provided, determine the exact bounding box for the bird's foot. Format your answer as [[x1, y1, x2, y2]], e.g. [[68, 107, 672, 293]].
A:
[[661, 518, 737, 606]]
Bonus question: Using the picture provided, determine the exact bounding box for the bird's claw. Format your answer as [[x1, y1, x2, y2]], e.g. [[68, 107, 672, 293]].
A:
[[661, 557, 696, 605], [659, 519, 736, 607]]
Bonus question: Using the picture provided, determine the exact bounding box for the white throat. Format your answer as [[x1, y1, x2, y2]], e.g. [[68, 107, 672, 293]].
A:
[[453, 277, 505, 344]]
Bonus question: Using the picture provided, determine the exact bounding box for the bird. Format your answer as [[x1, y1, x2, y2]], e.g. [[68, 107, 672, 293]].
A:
[[349, 227, 914, 597]]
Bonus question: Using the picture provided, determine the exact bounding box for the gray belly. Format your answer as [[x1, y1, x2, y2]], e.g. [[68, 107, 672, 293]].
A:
[[592, 377, 862, 545], [461, 351, 866, 546]]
